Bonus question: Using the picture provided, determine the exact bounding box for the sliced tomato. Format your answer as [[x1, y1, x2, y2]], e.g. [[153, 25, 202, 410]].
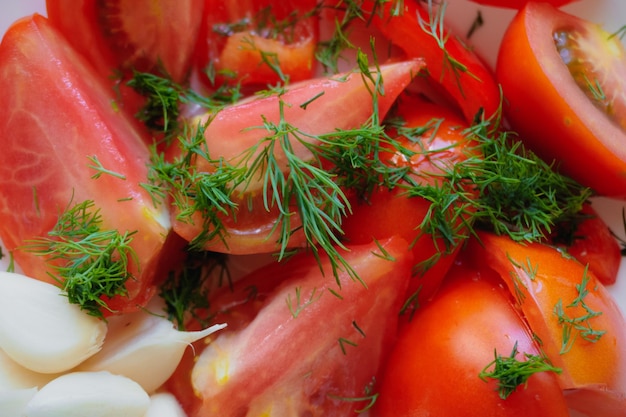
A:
[[166, 236, 413, 417], [376, 260, 570, 417], [466, 232, 626, 396], [468, 0, 578, 9], [363, 0, 501, 123], [0, 14, 171, 315], [342, 94, 478, 310], [547, 203, 621, 285], [195, 0, 318, 90], [496, 2, 626, 197], [46, 0, 204, 82], [172, 59, 425, 254]]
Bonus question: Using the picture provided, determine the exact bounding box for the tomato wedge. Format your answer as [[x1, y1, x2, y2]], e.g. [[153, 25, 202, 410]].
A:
[[0, 14, 170, 315], [547, 203, 621, 285], [172, 59, 424, 254], [376, 260, 569, 417], [46, 0, 204, 82], [195, 0, 318, 90], [364, 0, 501, 123], [166, 237, 413, 416], [466, 232, 626, 395], [496, 2, 626, 197]]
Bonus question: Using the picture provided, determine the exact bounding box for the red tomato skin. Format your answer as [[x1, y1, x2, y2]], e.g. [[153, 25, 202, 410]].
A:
[[496, 2, 626, 197], [468, 0, 577, 9], [195, 0, 318, 90], [0, 15, 170, 314], [548, 204, 621, 285], [364, 0, 501, 123], [167, 237, 413, 417], [342, 96, 478, 308], [172, 59, 425, 254], [376, 260, 570, 417], [466, 232, 626, 395]]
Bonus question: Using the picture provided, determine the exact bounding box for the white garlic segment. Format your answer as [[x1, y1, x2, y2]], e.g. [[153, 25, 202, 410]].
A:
[[0, 272, 107, 374], [0, 387, 37, 416], [0, 348, 60, 390], [145, 392, 188, 417], [77, 306, 226, 393], [23, 371, 150, 417]]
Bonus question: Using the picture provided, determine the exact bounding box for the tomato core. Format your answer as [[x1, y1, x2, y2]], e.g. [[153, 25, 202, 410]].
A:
[[554, 25, 626, 131]]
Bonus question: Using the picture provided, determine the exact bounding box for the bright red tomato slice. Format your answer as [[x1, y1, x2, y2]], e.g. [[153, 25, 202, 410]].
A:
[[196, 0, 318, 90], [363, 0, 501, 123], [376, 260, 570, 417], [166, 236, 413, 417], [496, 2, 626, 197], [342, 94, 478, 310], [547, 203, 621, 285], [468, 0, 578, 9], [466, 232, 626, 397], [46, 0, 204, 83], [0, 15, 171, 315], [172, 59, 425, 254]]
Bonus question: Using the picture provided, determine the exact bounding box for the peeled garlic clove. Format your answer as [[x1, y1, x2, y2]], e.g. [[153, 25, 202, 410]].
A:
[[145, 392, 188, 417], [0, 348, 59, 390], [0, 387, 37, 416], [24, 371, 150, 417], [78, 307, 226, 393], [0, 272, 107, 374]]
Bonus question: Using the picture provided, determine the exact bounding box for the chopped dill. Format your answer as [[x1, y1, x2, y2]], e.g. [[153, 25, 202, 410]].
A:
[[479, 342, 562, 399], [25, 199, 138, 318]]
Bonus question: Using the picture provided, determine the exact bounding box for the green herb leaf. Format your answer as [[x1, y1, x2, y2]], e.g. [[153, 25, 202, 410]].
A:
[[479, 342, 562, 399], [25, 199, 138, 318]]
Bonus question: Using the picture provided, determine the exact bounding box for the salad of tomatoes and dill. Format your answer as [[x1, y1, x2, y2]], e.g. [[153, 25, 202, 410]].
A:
[[0, 0, 626, 416]]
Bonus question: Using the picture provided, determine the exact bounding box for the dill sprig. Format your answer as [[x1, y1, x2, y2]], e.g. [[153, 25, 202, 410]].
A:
[[25, 199, 138, 318], [141, 122, 248, 250], [127, 70, 242, 140], [479, 342, 562, 399], [159, 251, 229, 330], [465, 122, 592, 241], [554, 266, 606, 354]]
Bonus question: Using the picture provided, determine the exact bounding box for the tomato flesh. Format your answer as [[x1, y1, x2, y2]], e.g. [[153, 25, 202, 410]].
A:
[[195, 0, 318, 90], [172, 60, 424, 254], [496, 2, 626, 197], [166, 237, 413, 417], [0, 14, 170, 314], [46, 0, 204, 82]]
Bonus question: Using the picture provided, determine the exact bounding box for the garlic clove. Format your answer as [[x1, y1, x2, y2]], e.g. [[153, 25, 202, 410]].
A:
[[24, 371, 150, 417], [0, 272, 107, 374], [145, 392, 188, 417], [0, 348, 60, 390], [77, 306, 226, 393], [0, 387, 37, 416]]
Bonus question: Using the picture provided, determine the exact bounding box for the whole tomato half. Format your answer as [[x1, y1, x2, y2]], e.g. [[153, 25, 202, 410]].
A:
[[496, 2, 626, 197], [375, 259, 570, 417]]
